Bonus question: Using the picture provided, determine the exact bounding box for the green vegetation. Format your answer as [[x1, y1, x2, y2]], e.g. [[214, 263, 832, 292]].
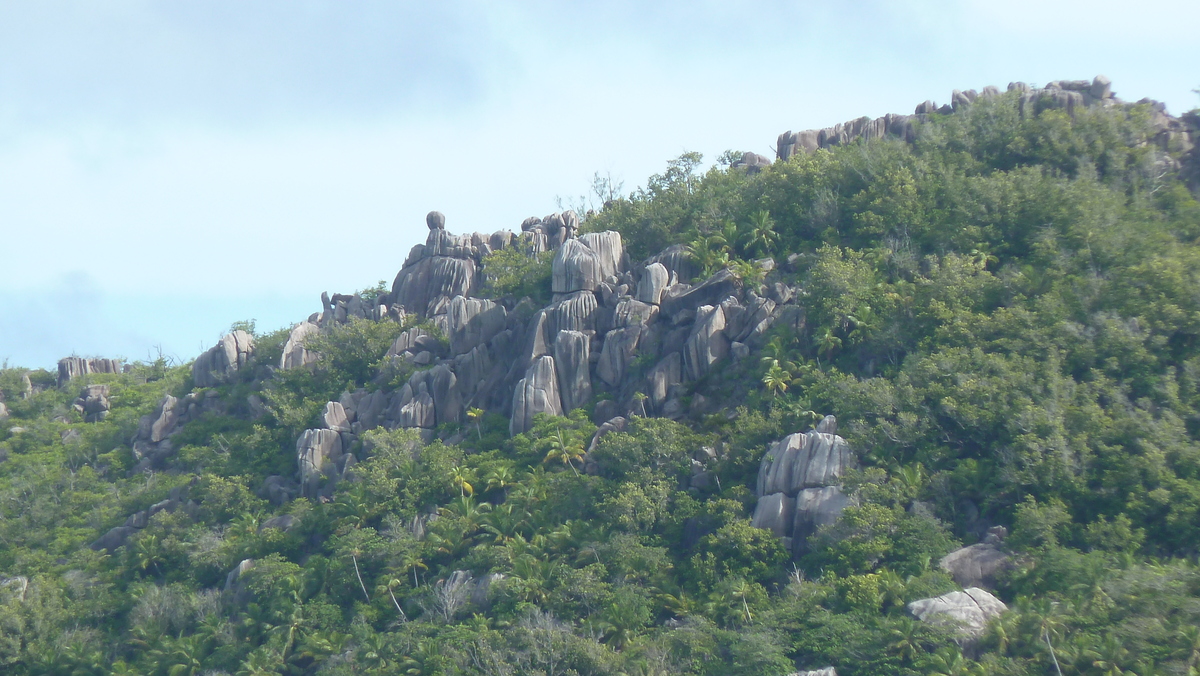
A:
[[0, 89, 1198, 675]]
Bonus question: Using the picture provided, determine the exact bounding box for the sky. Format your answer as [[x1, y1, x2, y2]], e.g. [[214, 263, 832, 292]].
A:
[[1, 1, 1198, 370]]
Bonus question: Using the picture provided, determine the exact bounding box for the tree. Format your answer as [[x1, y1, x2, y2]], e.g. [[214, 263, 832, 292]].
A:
[[742, 210, 779, 257], [543, 427, 585, 476]]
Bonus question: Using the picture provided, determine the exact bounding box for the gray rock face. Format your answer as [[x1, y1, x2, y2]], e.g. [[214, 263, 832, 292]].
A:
[[511, 355, 562, 435], [321, 401, 351, 432], [553, 239, 604, 294], [683, 304, 728, 381], [908, 588, 1008, 638], [791, 486, 853, 542], [751, 492, 796, 537], [752, 422, 856, 554], [193, 330, 255, 387], [435, 296, 507, 356], [0, 402, 7, 421], [646, 352, 683, 410], [57, 357, 122, 387], [391, 254, 477, 317], [940, 543, 1011, 589], [597, 326, 642, 387], [259, 514, 298, 533], [280, 322, 320, 370], [662, 269, 741, 319], [427, 210, 446, 230], [149, 395, 180, 444], [613, 298, 658, 328], [554, 331, 591, 412], [225, 558, 256, 593], [757, 430, 854, 496], [637, 262, 670, 305], [578, 231, 625, 280], [90, 526, 136, 552], [787, 669, 837, 676], [73, 384, 111, 422], [296, 429, 343, 498]]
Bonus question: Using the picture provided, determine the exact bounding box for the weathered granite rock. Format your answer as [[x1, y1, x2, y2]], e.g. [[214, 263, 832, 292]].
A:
[[73, 384, 111, 422], [757, 429, 854, 497], [597, 326, 642, 386], [787, 669, 837, 676], [578, 231, 625, 280], [0, 402, 7, 421], [225, 558, 256, 593], [436, 296, 507, 356], [391, 254, 478, 317], [646, 244, 694, 283], [57, 357, 122, 387], [281, 322, 320, 370], [297, 429, 343, 498], [149, 395, 179, 444], [321, 401, 351, 432], [548, 291, 599, 335], [427, 210, 446, 230], [90, 526, 136, 552], [554, 331, 591, 412], [662, 269, 741, 318], [193, 331, 255, 387], [613, 298, 658, 328], [751, 492, 796, 537], [636, 262, 670, 305], [908, 588, 1008, 638], [791, 486, 853, 543], [683, 304, 728, 381], [259, 514, 297, 533], [940, 543, 1011, 589], [553, 239, 604, 293], [646, 352, 683, 409], [511, 355, 563, 435], [587, 415, 629, 455]]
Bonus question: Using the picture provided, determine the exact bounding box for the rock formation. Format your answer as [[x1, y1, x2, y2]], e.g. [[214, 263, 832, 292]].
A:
[[72, 384, 111, 422], [280, 321, 320, 370], [752, 418, 855, 555], [193, 330, 255, 387], [908, 587, 1008, 639], [939, 526, 1012, 589], [57, 357, 122, 387]]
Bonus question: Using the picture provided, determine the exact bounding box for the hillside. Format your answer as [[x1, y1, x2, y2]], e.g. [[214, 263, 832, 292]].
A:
[[1, 76, 1199, 676]]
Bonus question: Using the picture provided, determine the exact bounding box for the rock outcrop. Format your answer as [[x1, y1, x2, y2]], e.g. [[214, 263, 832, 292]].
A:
[[193, 330, 255, 387], [280, 321, 320, 370], [752, 420, 855, 555], [777, 75, 1124, 161], [57, 357, 122, 387], [908, 587, 1008, 638], [939, 527, 1012, 589], [72, 384, 111, 422], [511, 355, 563, 435], [296, 428, 353, 499]]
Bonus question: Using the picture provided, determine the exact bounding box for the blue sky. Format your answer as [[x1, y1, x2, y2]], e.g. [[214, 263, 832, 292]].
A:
[[1, 0, 1198, 369]]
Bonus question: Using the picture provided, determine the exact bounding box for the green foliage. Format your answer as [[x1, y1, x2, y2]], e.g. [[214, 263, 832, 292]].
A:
[[481, 241, 553, 304]]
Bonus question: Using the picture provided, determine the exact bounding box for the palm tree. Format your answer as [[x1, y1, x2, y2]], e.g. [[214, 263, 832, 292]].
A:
[[742, 210, 779, 257], [632, 391, 649, 417], [376, 578, 409, 622], [466, 407, 485, 440], [817, 329, 842, 360], [485, 465, 516, 494], [544, 427, 585, 476], [887, 617, 923, 665], [449, 465, 474, 497], [399, 549, 428, 588], [762, 360, 790, 398]]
